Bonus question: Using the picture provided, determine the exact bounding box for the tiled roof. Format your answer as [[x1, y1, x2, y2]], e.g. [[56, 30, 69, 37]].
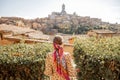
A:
[[0, 24, 35, 34], [0, 24, 49, 40]]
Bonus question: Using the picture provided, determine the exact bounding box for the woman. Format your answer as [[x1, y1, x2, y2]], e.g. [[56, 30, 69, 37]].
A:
[[44, 35, 76, 80]]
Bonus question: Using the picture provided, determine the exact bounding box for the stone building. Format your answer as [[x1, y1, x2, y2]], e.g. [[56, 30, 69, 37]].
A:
[[48, 4, 67, 20], [87, 30, 116, 37]]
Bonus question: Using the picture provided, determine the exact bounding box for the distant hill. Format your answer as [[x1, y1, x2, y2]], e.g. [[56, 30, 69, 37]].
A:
[[0, 4, 120, 34]]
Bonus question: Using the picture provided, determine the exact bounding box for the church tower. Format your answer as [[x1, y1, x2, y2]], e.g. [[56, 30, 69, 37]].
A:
[[61, 4, 66, 15]]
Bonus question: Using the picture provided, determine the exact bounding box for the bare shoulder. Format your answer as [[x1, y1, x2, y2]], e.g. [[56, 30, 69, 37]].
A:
[[64, 52, 70, 55], [46, 52, 53, 58], [48, 52, 52, 55], [64, 52, 71, 57]]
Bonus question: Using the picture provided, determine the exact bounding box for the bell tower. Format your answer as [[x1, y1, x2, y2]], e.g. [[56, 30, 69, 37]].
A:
[[61, 4, 66, 15]]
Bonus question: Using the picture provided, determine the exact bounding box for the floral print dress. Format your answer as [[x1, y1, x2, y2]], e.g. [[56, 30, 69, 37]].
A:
[[44, 52, 76, 80]]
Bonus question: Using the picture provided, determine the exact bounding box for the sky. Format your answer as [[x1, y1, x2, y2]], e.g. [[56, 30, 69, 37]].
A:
[[0, 0, 120, 24]]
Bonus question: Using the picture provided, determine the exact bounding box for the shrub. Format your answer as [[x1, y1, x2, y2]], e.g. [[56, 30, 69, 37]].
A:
[[0, 43, 53, 80], [73, 37, 120, 80]]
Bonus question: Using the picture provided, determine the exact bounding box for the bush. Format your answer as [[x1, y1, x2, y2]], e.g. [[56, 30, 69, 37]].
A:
[[0, 43, 53, 80], [73, 37, 120, 80]]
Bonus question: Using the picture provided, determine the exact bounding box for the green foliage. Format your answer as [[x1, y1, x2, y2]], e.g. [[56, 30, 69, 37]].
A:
[[0, 43, 53, 80], [57, 25, 102, 34], [73, 37, 120, 80], [75, 26, 90, 34]]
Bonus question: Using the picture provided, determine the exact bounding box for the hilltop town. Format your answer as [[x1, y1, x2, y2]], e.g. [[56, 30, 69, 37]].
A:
[[0, 4, 120, 35]]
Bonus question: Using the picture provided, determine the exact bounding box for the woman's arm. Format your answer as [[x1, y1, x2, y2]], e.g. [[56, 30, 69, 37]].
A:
[[65, 53, 77, 77], [44, 54, 53, 76]]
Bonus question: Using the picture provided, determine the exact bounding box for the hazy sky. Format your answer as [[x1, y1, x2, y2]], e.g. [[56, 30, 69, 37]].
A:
[[0, 0, 120, 23]]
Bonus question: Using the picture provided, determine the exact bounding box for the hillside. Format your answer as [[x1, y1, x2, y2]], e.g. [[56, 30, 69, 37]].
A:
[[0, 24, 49, 41], [0, 4, 120, 34]]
